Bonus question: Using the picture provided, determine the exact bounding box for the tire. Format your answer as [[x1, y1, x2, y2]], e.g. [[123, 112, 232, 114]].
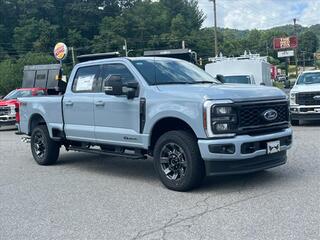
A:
[[153, 130, 205, 191], [291, 119, 300, 126], [30, 125, 60, 165]]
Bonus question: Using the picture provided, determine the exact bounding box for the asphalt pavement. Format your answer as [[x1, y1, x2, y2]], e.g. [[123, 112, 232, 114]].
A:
[[0, 124, 319, 240]]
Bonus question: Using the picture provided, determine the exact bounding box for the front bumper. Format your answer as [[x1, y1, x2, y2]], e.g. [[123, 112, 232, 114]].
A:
[[198, 128, 292, 176], [290, 105, 320, 120], [0, 115, 16, 127]]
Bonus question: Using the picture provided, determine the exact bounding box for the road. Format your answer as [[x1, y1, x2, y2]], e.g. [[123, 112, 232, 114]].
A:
[[0, 124, 319, 240]]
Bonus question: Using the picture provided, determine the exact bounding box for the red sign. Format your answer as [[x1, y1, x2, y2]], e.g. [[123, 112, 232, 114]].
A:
[[273, 36, 298, 50]]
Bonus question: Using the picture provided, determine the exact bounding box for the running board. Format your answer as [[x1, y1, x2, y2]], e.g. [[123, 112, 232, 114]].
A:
[[68, 146, 146, 159]]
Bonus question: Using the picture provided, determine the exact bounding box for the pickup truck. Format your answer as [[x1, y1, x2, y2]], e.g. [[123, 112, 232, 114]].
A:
[[0, 88, 46, 128], [290, 70, 320, 125], [18, 57, 292, 191]]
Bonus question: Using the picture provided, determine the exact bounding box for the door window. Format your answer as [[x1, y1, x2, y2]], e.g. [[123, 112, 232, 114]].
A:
[[72, 66, 99, 93], [99, 64, 136, 91]]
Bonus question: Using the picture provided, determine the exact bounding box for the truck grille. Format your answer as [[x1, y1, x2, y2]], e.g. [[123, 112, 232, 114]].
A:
[[237, 100, 289, 134], [0, 106, 11, 116], [296, 92, 320, 105]]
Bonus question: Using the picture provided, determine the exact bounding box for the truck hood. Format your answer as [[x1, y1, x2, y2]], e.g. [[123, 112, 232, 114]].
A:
[[0, 99, 18, 106], [157, 83, 286, 102], [291, 83, 320, 93]]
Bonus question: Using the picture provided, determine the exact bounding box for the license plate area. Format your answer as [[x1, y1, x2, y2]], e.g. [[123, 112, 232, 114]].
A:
[[267, 140, 280, 154]]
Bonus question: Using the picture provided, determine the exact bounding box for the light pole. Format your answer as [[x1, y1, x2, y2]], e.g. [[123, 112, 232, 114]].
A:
[[209, 0, 218, 57]]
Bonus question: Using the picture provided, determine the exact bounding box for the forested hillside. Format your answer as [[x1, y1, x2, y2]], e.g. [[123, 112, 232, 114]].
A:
[[0, 0, 319, 95]]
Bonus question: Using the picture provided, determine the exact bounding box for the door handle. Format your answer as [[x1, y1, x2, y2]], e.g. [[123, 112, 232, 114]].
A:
[[65, 101, 74, 106], [95, 101, 105, 106]]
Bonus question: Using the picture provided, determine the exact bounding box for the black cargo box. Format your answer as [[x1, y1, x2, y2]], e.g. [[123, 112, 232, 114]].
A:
[[22, 64, 66, 92]]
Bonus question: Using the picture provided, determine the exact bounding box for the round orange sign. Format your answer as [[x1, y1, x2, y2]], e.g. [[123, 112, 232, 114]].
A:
[[54, 42, 68, 61]]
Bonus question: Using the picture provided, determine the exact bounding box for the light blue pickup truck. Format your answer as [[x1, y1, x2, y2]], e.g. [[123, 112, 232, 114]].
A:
[[18, 57, 292, 191]]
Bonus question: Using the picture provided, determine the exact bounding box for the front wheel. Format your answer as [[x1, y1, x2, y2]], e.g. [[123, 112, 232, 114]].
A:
[[31, 125, 60, 165], [153, 130, 205, 191]]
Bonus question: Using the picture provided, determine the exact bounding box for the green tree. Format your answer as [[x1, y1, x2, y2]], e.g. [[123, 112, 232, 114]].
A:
[[299, 31, 319, 61], [13, 18, 59, 54]]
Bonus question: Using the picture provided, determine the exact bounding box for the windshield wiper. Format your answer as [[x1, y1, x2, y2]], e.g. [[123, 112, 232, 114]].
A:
[[189, 81, 216, 84], [156, 82, 192, 85]]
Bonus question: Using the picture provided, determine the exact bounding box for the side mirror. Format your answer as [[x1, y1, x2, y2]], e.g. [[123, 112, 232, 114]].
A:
[[216, 74, 224, 83], [123, 82, 139, 99], [104, 75, 124, 96]]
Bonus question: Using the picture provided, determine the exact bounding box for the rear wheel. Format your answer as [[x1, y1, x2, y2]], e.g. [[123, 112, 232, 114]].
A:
[[291, 119, 300, 126], [31, 125, 60, 165], [153, 130, 205, 191]]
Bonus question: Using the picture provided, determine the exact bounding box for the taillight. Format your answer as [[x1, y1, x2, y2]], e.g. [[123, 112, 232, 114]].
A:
[[15, 102, 20, 123]]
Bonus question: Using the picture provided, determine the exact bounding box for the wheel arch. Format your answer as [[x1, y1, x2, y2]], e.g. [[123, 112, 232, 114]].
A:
[[148, 117, 197, 154], [28, 113, 47, 135]]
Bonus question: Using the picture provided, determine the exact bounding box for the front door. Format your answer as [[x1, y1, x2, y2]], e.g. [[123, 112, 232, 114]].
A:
[[94, 63, 142, 148], [63, 65, 100, 142]]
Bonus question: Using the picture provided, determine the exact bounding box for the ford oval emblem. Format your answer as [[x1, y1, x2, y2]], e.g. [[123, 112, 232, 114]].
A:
[[313, 95, 320, 101], [263, 109, 278, 121]]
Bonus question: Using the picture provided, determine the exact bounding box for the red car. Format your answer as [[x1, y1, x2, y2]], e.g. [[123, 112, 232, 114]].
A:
[[0, 88, 46, 128]]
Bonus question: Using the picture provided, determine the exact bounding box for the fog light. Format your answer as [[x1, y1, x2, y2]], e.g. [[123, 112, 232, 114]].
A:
[[209, 144, 235, 154]]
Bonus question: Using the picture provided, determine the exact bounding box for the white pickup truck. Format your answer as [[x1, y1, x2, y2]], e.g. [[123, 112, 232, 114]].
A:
[[290, 70, 320, 125]]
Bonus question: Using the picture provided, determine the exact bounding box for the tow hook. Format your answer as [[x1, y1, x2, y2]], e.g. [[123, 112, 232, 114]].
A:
[[21, 137, 31, 143]]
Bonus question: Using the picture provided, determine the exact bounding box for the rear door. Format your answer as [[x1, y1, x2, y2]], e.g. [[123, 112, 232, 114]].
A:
[[63, 65, 100, 141], [94, 63, 142, 148]]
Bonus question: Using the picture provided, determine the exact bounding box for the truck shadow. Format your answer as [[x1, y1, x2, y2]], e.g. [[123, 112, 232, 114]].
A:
[[57, 152, 159, 183], [0, 127, 17, 132], [298, 120, 320, 126], [57, 151, 291, 192]]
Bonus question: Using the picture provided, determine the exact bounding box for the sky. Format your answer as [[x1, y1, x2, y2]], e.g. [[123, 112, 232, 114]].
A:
[[198, 0, 320, 30]]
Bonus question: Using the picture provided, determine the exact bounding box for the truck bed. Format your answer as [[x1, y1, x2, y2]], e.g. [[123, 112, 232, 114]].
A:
[[19, 96, 63, 137]]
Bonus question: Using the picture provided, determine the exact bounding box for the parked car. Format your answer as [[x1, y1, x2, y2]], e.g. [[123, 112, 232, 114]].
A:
[[0, 88, 46, 128], [17, 57, 292, 191], [275, 74, 287, 82], [290, 70, 320, 125]]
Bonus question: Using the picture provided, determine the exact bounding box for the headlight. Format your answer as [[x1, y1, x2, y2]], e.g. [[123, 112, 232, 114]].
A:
[[9, 105, 16, 116], [214, 106, 233, 115], [211, 105, 238, 134], [290, 92, 297, 104]]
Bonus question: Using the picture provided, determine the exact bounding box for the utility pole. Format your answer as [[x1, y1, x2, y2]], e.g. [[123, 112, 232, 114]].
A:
[[210, 0, 218, 56], [302, 51, 306, 71], [69, 47, 76, 67], [293, 18, 298, 77], [123, 39, 128, 57]]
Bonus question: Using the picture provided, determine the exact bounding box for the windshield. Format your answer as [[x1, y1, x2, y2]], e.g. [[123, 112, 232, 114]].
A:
[[3, 90, 32, 100], [223, 75, 251, 84], [297, 72, 320, 85], [131, 58, 220, 85]]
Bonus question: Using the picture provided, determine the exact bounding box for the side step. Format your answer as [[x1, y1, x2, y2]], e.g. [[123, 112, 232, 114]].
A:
[[68, 146, 146, 159]]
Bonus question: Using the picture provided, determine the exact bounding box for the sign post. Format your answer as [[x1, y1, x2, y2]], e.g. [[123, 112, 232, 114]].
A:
[[273, 36, 298, 77], [53, 42, 68, 83]]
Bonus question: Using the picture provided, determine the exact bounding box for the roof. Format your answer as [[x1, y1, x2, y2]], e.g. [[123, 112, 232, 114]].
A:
[[144, 48, 192, 56], [77, 52, 121, 62], [24, 64, 61, 71], [301, 70, 320, 74], [16, 88, 47, 91]]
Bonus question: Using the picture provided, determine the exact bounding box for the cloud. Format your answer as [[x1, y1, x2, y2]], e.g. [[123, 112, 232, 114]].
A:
[[198, 0, 320, 30]]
